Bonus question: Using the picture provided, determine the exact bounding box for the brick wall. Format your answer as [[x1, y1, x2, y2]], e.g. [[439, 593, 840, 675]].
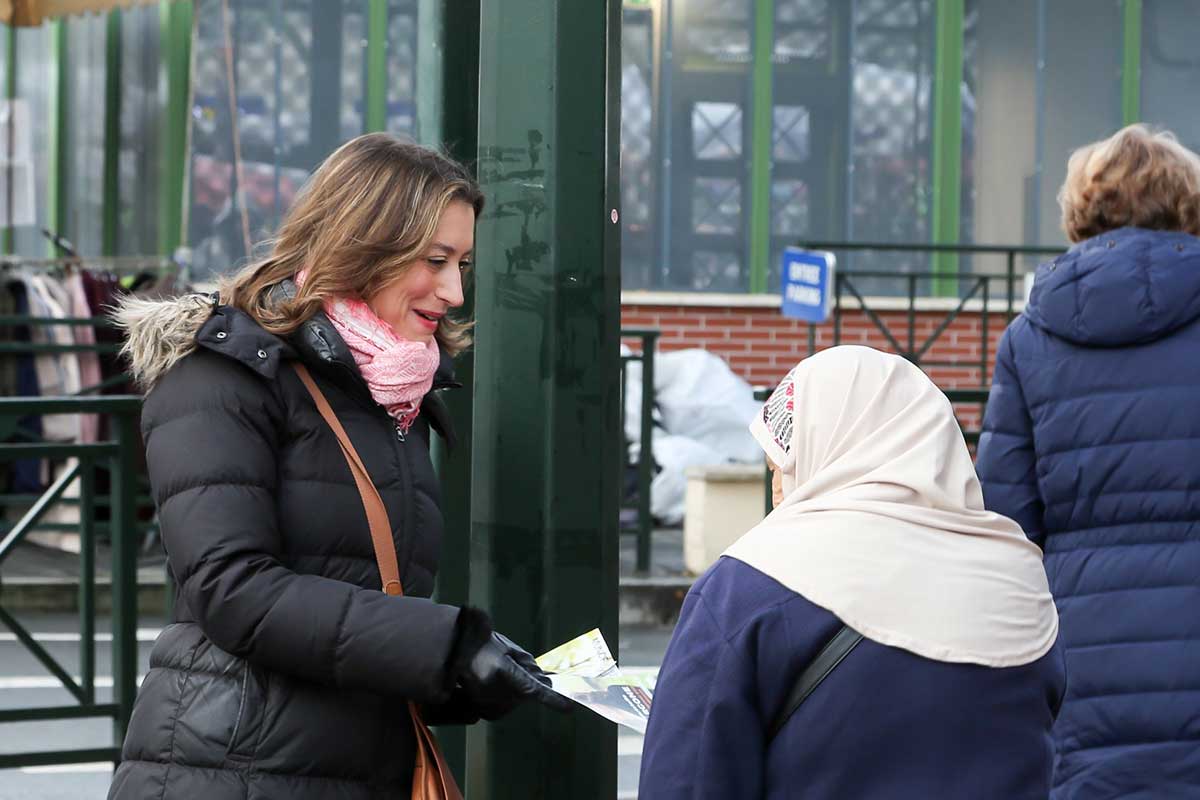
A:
[[621, 300, 1014, 433]]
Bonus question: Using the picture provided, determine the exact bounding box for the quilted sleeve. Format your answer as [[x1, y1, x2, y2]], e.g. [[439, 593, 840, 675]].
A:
[[977, 327, 1046, 546], [143, 351, 465, 703]]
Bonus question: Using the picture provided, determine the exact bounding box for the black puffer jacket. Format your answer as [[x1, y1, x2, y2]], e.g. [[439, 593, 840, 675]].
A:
[[108, 292, 488, 799]]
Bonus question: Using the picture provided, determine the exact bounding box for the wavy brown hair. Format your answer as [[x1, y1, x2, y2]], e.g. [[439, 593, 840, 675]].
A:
[[1059, 124, 1200, 243], [219, 133, 484, 354]]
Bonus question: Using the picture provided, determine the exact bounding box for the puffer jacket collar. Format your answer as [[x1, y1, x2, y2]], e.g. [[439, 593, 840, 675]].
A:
[[194, 299, 296, 382]]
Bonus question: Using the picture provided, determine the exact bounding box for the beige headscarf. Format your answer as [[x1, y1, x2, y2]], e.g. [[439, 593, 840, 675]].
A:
[[723, 346, 1058, 667]]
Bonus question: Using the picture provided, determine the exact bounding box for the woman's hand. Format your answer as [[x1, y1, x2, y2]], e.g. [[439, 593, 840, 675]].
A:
[[459, 632, 573, 719]]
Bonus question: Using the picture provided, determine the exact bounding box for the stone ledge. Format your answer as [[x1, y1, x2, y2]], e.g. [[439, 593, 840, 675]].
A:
[[619, 575, 693, 627], [0, 579, 168, 615]]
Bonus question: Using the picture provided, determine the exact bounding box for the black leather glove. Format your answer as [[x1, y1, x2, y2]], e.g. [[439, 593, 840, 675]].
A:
[[459, 632, 574, 720]]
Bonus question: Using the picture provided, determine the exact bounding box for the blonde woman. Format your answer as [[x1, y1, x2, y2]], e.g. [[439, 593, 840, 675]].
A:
[[108, 134, 567, 800], [640, 346, 1063, 799], [977, 124, 1200, 798]]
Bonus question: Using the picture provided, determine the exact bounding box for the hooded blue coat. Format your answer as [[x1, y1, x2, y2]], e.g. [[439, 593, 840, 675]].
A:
[[977, 226, 1200, 799]]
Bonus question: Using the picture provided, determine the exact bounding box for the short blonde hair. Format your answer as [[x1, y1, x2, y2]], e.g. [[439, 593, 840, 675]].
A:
[[1058, 124, 1200, 243]]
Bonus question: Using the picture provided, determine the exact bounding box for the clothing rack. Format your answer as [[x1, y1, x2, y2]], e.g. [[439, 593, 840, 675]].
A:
[[0, 255, 179, 276], [1, 257, 180, 548]]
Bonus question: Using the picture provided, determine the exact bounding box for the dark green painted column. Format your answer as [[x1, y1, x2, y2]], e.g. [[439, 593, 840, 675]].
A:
[[467, 1, 621, 797], [2, 24, 13, 254], [430, 0, 480, 785], [159, 0, 193, 256], [930, 0, 964, 296], [1121, 0, 1142, 125], [747, 0, 773, 294], [363, 0, 387, 133], [102, 10, 122, 256], [308, 2, 343, 167], [47, 19, 68, 256]]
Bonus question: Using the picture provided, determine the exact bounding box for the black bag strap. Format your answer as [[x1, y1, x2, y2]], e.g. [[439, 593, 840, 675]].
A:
[[767, 625, 864, 742]]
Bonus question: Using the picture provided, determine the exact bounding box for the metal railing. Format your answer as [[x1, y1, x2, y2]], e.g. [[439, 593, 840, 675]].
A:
[[0, 396, 142, 770], [0, 314, 158, 541], [742, 243, 1051, 512], [620, 329, 659, 574], [798, 241, 1063, 386], [627, 243, 1050, 550]]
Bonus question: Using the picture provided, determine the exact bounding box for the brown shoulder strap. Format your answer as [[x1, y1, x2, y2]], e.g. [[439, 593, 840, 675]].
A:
[[294, 368, 460, 799], [292, 362, 404, 597]]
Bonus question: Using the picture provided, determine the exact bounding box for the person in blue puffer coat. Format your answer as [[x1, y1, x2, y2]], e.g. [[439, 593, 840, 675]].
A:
[[977, 123, 1200, 799]]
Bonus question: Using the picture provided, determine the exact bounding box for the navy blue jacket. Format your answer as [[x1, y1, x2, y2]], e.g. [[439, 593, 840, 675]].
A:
[[639, 557, 1065, 799], [977, 226, 1200, 798]]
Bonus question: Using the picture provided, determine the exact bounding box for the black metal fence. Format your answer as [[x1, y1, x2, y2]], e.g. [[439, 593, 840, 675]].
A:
[[799, 241, 1063, 386], [619, 329, 658, 573], [626, 241, 1066, 555], [0, 396, 142, 770]]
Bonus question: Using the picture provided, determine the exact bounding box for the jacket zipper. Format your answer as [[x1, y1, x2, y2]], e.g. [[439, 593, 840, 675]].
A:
[[379, 404, 417, 584]]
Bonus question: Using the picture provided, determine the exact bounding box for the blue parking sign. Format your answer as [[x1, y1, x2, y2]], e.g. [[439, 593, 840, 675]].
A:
[[780, 248, 835, 323]]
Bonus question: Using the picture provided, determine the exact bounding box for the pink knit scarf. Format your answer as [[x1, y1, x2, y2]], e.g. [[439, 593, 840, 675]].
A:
[[296, 272, 439, 432]]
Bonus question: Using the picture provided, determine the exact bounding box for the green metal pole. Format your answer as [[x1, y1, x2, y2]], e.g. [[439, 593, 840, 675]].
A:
[[159, 0, 193, 256], [753, 387, 772, 516], [3, 24, 15, 255], [47, 19, 68, 257], [468, 1, 621, 797], [747, 0, 773, 293], [414, 0, 445, 145], [79, 459, 96, 704], [930, 0, 963, 296], [429, 0, 479, 785], [102, 10, 122, 256], [364, 0, 388, 133], [1121, 0, 1142, 125], [636, 333, 657, 572], [110, 413, 139, 753]]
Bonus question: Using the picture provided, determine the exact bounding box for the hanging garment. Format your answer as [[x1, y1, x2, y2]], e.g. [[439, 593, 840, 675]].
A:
[[25, 274, 85, 542], [25, 274, 81, 441], [6, 280, 44, 493], [0, 279, 16, 493], [65, 272, 101, 442]]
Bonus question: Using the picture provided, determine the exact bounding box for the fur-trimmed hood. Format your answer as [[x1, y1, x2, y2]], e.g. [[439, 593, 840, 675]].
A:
[[112, 293, 219, 391]]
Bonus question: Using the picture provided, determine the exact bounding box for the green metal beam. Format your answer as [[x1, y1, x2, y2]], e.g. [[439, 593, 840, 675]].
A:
[[930, 0, 963, 296], [102, 10, 122, 256], [46, 19, 68, 256], [468, 0, 621, 797], [1121, 0, 1142, 125], [747, 0, 773, 293], [0, 748, 119, 770], [110, 413, 140, 748], [429, 0, 479, 785], [4, 24, 16, 255], [414, 0, 445, 145], [159, 0, 192, 256], [364, 0, 387, 133]]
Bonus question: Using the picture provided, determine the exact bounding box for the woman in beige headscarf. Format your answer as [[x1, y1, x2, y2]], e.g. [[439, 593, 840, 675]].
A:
[[639, 345, 1063, 800]]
